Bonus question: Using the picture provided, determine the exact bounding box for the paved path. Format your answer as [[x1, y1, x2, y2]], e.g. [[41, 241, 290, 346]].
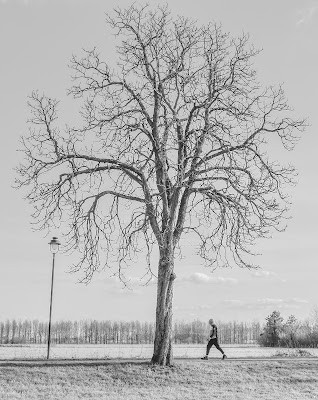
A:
[[0, 357, 317, 367]]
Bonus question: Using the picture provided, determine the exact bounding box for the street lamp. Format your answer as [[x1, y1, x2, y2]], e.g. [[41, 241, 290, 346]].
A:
[[47, 236, 60, 359]]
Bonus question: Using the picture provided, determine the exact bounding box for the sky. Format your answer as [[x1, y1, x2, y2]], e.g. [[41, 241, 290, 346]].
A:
[[0, 0, 317, 326]]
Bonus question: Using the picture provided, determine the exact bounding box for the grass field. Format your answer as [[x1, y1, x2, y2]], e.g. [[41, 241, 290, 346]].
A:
[[1, 343, 317, 359], [1, 359, 318, 400]]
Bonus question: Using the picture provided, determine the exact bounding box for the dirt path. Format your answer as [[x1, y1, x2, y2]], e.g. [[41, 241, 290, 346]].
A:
[[0, 357, 317, 367]]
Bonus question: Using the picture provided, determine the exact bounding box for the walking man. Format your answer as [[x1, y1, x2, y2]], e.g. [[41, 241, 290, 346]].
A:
[[201, 318, 227, 360]]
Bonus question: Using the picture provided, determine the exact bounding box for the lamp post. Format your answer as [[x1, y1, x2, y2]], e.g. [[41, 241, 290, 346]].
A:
[[47, 236, 60, 360]]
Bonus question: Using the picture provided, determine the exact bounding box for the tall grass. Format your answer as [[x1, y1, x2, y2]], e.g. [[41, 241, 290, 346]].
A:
[[1, 359, 318, 400]]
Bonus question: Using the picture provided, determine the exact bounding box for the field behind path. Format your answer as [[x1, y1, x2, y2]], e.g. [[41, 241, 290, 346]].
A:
[[1, 344, 318, 360], [1, 359, 318, 400]]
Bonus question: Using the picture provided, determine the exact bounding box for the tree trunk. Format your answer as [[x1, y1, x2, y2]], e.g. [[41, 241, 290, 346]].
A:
[[151, 247, 176, 366]]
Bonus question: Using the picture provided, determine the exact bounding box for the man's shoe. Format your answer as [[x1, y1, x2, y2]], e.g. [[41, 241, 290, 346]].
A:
[[201, 356, 208, 360], [222, 354, 227, 360]]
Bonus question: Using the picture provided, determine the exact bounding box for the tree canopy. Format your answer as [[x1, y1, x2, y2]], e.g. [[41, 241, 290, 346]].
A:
[[16, 4, 305, 364]]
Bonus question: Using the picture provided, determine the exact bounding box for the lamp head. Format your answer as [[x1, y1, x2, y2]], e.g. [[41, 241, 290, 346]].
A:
[[49, 237, 60, 254]]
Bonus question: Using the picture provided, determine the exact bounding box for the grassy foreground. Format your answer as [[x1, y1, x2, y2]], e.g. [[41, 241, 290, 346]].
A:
[[1, 359, 318, 400]]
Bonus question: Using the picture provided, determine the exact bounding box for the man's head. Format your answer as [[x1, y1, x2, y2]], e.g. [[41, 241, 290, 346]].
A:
[[209, 318, 214, 325]]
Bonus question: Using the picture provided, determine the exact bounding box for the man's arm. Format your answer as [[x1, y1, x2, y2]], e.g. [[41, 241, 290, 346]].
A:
[[210, 324, 217, 338]]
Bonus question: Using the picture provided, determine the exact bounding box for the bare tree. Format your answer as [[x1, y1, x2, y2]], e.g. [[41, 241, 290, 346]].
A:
[[16, 5, 305, 365], [283, 315, 300, 347]]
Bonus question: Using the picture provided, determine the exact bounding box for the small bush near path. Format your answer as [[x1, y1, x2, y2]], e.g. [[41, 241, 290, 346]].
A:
[[1, 359, 318, 400], [273, 349, 314, 358]]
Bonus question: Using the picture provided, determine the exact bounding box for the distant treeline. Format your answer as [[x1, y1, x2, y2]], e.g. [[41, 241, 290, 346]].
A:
[[1, 311, 318, 347], [0, 319, 261, 345]]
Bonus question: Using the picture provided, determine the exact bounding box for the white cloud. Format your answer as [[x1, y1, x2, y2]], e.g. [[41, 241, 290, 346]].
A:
[[223, 299, 244, 308], [249, 269, 286, 282], [178, 272, 237, 285], [223, 297, 309, 311], [175, 304, 211, 312], [0, 0, 32, 4], [101, 275, 143, 295], [250, 270, 274, 278], [174, 304, 218, 321], [296, 3, 318, 26]]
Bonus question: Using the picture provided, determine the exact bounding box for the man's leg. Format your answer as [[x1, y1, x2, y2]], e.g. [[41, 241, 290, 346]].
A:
[[214, 340, 224, 354], [201, 339, 213, 359], [214, 340, 227, 359], [206, 339, 213, 355]]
